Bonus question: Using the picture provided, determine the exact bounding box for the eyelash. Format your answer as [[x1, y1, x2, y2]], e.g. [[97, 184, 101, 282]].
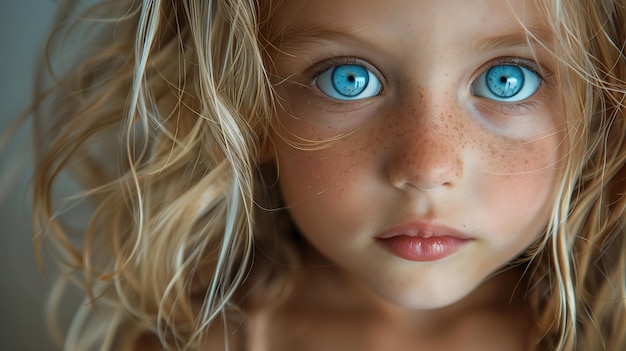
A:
[[484, 57, 546, 79], [309, 57, 382, 82]]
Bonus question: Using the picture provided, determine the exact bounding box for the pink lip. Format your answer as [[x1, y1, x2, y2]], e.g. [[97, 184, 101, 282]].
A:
[[376, 222, 473, 262]]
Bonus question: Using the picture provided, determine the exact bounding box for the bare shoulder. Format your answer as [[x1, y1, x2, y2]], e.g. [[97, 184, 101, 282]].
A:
[[449, 306, 534, 351], [132, 333, 165, 351], [132, 323, 242, 351], [198, 319, 246, 351]]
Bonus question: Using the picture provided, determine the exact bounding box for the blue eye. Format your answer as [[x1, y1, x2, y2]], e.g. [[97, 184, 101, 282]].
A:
[[472, 64, 541, 102], [315, 64, 382, 101]]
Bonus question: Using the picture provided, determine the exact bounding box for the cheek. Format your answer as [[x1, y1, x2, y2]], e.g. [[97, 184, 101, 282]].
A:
[[274, 105, 383, 204], [476, 102, 565, 203], [476, 133, 564, 240], [275, 137, 376, 205], [274, 145, 367, 245], [486, 134, 560, 174], [273, 120, 387, 244]]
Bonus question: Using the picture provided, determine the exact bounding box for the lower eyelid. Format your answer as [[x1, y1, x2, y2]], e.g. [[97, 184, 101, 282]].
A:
[[476, 97, 542, 116], [302, 87, 382, 113], [315, 96, 381, 113], [497, 101, 539, 114]]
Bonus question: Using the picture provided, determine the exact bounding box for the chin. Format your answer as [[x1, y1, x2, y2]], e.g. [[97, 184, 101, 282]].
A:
[[391, 291, 469, 310], [367, 277, 480, 311]]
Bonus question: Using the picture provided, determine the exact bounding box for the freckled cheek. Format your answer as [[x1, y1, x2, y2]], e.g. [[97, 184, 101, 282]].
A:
[[487, 138, 558, 173], [478, 136, 562, 227], [274, 142, 378, 242], [276, 141, 376, 205], [274, 105, 381, 203]]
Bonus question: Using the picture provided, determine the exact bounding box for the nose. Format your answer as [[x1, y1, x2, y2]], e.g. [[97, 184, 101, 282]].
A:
[[387, 99, 464, 191]]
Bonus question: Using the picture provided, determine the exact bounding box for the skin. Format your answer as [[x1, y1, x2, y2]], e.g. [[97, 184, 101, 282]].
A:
[[253, 0, 566, 349]]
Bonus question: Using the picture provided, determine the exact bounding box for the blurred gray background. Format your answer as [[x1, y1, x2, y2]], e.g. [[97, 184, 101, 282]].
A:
[[1, 1, 62, 350]]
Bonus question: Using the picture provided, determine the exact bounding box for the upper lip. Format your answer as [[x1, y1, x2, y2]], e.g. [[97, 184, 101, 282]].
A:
[[376, 221, 472, 240]]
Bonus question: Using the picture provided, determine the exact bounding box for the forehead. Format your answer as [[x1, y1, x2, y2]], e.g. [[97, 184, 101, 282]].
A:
[[265, 0, 551, 47]]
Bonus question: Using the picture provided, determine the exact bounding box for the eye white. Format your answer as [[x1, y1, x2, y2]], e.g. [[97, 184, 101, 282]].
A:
[[315, 64, 382, 101], [472, 64, 541, 102]]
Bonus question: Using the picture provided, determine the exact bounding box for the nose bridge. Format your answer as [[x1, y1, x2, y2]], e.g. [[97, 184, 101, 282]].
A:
[[387, 89, 465, 190]]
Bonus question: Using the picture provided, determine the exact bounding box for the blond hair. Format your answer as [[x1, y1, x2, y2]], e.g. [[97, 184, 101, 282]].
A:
[[516, 0, 626, 350], [32, 0, 284, 349], [28, 0, 626, 350]]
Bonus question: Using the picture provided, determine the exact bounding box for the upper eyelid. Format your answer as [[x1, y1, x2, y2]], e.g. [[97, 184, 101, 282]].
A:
[[307, 56, 385, 83], [479, 56, 551, 81]]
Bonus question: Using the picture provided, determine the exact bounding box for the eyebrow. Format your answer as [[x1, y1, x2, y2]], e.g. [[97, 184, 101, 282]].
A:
[[271, 19, 554, 59], [470, 26, 554, 52], [272, 26, 369, 51]]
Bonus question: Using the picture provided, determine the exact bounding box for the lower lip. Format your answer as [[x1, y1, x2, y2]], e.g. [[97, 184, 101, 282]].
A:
[[378, 235, 471, 262]]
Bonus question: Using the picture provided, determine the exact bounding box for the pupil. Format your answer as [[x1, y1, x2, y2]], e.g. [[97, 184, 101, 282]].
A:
[[348, 75, 355, 82], [500, 76, 508, 83]]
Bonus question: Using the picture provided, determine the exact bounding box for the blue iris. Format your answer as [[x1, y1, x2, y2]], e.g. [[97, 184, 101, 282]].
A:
[[472, 64, 541, 102], [332, 65, 369, 97], [486, 65, 523, 98], [316, 64, 382, 101]]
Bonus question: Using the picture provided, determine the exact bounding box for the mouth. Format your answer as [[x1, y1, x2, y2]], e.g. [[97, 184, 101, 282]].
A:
[[376, 221, 473, 262]]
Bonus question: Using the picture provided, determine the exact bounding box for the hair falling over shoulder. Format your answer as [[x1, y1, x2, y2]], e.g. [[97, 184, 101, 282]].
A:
[[29, 0, 626, 350], [523, 0, 626, 349], [31, 0, 292, 350]]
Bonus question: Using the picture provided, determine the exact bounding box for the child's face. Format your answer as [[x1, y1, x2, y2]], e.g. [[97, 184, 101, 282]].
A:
[[270, 0, 565, 309]]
